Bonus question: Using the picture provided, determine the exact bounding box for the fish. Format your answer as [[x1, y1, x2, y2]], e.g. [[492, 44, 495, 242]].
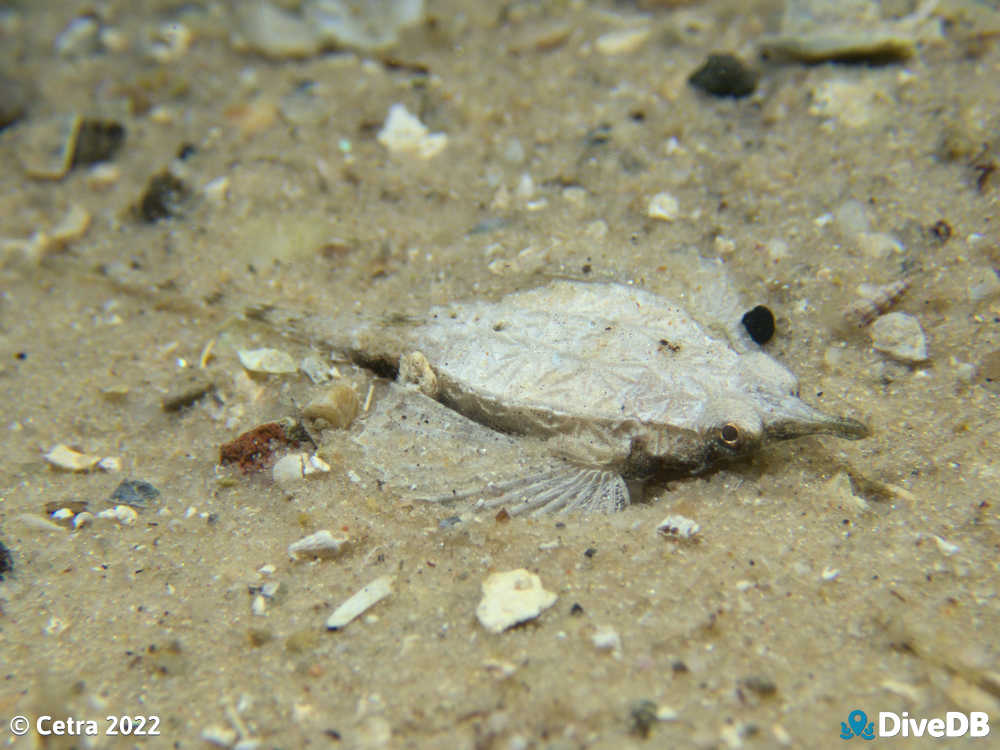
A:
[[278, 280, 869, 515]]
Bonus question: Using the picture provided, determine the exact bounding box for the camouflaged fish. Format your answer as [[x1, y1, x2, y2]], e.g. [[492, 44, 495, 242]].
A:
[[288, 280, 868, 515]]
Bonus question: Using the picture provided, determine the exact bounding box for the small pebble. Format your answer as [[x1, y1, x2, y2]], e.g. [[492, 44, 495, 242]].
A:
[[591, 625, 622, 655], [476, 569, 557, 634], [110, 479, 160, 508], [741, 306, 775, 345], [161, 372, 215, 411], [326, 575, 394, 630], [688, 54, 758, 98], [870, 312, 928, 363], [595, 27, 650, 55], [55, 16, 100, 56], [377, 103, 447, 160], [287, 529, 349, 560], [238, 347, 297, 374], [0, 540, 12, 579], [71, 120, 125, 167], [656, 514, 700, 540], [138, 171, 191, 222], [647, 192, 679, 222], [44, 444, 101, 472]]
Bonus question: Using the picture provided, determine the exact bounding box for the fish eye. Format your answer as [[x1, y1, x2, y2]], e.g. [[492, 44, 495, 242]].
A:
[[720, 423, 741, 446]]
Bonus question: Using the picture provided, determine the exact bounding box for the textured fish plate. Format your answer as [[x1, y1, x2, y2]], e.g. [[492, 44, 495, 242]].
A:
[[296, 280, 868, 515]]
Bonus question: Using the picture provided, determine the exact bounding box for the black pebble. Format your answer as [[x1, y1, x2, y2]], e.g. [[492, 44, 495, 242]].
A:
[[741, 305, 775, 345], [110, 479, 161, 508], [689, 54, 758, 98], [72, 120, 126, 167], [0, 540, 12, 580], [138, 171, 191, 222], [570, 602, 584, 615]]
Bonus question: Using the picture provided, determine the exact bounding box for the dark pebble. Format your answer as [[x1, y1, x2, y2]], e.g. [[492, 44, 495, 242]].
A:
[[72, 120, 126, 167], [0, 540, 12, 580], [583, 547, 597, 558], [629, 700, 658, 738], [741, 675, 777, 697], [110, 479, 161, 508], [741, 305, 775, 345], [569, 602, 584, 616], [138, 171, 191, 222], [0, 73, 30, 131], [161, 373, 215, 412], [689, 54, 758, 98]]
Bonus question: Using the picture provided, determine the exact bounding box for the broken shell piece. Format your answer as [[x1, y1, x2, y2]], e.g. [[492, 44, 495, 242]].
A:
[[377, 103, 447, 160], [326, 575, 394, 630], [49, 204, 91, 248], [238, 347, 297, 374], [656, 514, 701, 540], [96, 505, 138, 526], [302, 384, 359, 428], [476, 569, 557, 634], [870, 312, 928, 363], [44, 444, 101, 472], [21, 114, 83, 179], [398, 351, 438, 397], [272, 452, 330, 486], [288, 529, 349, 560]]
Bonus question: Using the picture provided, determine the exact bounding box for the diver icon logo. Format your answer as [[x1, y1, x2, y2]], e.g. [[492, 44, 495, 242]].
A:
[[841, 710, 876, 740]]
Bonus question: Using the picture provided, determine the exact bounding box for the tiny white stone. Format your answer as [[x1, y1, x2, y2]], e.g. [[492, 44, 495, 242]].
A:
[[288, 529, 349, 560], [657, 514, 700, 539], [377, 103, 447, 160], [476, 569, 557, 634], [304, 454, 331, 475], [51, 508, 75, 521], [97, 456, 122, 472], [258, 564, 276, 576], [656, 705, 679, 721], [870, 312, 928, 363], [595, 27, 650, 55], [272, 453, 307, 486], [112, 504, 138, 526], [647, 192, 680, 221], [72, 511, 94, 529], [591, 625, 622, 654], [821, 567, 839, 581], [201, 725, 238, 747], [326, 575, 394, 630], [238, 347, 297, 374], [251, 594, 267, 616], [933, 535, 959, 557]]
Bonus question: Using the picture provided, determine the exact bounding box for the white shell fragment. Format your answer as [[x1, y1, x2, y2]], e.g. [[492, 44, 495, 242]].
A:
[[377, 104, 448, 160], [44, 444, 101, 472], [288, 529, 349, 560], [870, 312, 928, 363], [656, 514, 701, 540], [238, 347, 298, 374], [272, 452, 331, 487], [302, 384, 359, 428], [326, 575, 394, 630], [647, 192, 680, 222], [476, 569, 557, 634]]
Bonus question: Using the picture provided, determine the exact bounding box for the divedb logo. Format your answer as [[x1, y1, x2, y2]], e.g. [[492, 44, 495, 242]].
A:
[[841, 709, 991, 740]]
